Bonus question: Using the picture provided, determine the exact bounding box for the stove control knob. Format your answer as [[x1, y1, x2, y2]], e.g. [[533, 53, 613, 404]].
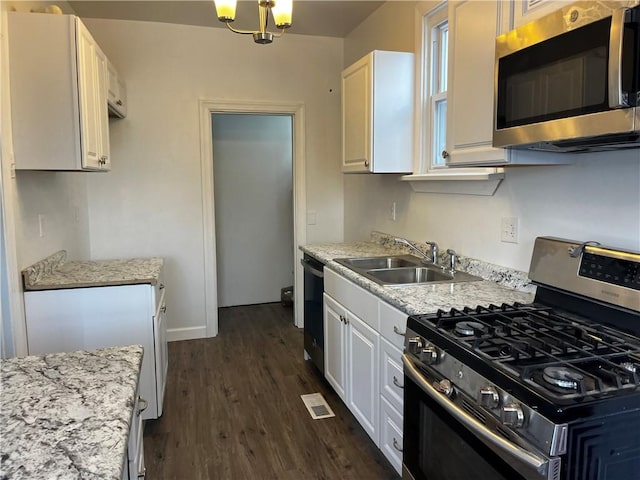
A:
[[420, 345, 440, 365], [407, 337, 424, 354], [433, 379, 453, 397], [501, 403, 525, 428], [478, 386, 500, 409]]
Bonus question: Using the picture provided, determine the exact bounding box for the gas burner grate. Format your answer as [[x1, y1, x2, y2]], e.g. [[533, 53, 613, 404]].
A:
[[422, 303, 640, 400]]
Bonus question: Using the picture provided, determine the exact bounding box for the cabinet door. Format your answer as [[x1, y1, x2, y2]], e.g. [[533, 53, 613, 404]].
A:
[[323, 293, 347, 401], [445, 1, 507, 166], [94, 46, 111, 169], [107, 60, 127, 118], [347, 313, 380, 446], [107, 60, 120, 106], [76, 21, 102, 170], [342, 56, 371, 172], [128, 393, 146, 480], [154, 288, 168, 417]]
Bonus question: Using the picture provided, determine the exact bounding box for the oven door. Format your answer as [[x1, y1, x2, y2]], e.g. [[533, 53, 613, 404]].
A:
[[402, 354, 560, 480]]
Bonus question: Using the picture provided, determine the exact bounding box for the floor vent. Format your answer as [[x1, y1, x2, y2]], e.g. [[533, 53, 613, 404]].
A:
[[301, 393, 335, 419]]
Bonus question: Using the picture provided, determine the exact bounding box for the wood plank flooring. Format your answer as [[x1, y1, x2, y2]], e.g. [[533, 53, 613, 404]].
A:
[[144, 302, 399, 479]]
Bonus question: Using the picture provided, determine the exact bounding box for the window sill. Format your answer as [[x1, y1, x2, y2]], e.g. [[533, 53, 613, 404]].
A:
[[400, 170, 504, 196]]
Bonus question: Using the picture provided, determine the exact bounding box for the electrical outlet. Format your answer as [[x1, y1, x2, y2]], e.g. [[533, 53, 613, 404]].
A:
[[390, 202, 397, 221], [501, 217, 519, 244]]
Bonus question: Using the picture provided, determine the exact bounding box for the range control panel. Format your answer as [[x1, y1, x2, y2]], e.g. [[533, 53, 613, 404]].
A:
[[580, 250, 640, 291]]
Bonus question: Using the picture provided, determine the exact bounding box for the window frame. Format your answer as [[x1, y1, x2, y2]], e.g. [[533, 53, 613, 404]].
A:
[[424, 4, 449, 172]]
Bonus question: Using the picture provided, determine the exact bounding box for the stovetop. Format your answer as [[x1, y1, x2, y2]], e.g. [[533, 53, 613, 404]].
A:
[[413, 303, 640, 404], [406, 236, 640, 422]]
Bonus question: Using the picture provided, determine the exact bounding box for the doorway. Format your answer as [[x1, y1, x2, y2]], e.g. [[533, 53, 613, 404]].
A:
[[199, 100, 306, 337], [212, 113, 293, 307]]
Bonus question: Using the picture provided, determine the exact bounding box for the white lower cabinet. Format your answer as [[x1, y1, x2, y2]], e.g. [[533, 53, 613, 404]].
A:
[[121, 387, 147, 480], [323, 268, 408, 472], [324, 293, 347, 401], [347, 314, 380, 443], [380, 396, 404, 475], [128, 390, 147, 479], [323, 292, 380, 445], [24, 280, 168, 421]]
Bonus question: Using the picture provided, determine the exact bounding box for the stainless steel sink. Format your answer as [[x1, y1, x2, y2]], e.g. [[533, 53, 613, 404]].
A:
[[366, 267, 454, 284], [336, 255, 420, 270], [334, 254, 483, 286]]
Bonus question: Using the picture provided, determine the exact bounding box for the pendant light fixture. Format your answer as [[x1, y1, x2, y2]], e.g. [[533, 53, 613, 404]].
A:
[[213, 0, 293, 44]]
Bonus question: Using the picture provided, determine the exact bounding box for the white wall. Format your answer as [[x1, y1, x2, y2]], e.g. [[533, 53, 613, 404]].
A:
[[343, 2, 640, 272], [82, 19, 344, 338]]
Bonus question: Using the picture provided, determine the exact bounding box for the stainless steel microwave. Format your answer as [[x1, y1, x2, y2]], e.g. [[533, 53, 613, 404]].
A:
[[493, 1, 640, 152]]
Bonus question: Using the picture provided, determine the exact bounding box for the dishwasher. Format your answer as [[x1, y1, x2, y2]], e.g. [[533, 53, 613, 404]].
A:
[[301, 253, 325, 374]]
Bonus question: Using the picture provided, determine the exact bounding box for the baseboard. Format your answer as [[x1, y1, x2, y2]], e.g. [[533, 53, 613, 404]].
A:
[[167, 326, 207, 342]]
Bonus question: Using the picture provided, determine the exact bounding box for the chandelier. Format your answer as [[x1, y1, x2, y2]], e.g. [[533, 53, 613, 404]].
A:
[[213, 0, 293, 44]]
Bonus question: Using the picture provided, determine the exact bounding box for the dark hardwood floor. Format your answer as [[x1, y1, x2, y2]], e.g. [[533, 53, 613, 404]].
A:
[[144, 302, 399, 479]]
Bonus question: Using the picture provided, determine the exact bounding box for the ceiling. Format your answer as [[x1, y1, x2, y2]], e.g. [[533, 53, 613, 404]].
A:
[[67, 1, 385, 38]]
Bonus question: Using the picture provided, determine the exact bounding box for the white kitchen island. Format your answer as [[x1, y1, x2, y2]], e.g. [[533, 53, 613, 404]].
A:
[[0, 345, 144, 479]]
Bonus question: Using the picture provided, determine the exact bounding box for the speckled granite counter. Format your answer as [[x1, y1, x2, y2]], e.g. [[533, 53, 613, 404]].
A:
[[301, 233, 535, 315], [0, 345, 143, 479], [22, 250, 163, 290]]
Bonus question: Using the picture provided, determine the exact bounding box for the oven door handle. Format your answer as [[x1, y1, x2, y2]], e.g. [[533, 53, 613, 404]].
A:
[[402, 354, 558, 480], [301, 258, 324, 278]]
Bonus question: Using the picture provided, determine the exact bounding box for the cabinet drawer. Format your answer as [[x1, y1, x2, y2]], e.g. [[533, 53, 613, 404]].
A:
[[380, 337, 404, 413], [379, 301, 407, 349], [325, 268, 378, 330], [379, 396, 403, 476]]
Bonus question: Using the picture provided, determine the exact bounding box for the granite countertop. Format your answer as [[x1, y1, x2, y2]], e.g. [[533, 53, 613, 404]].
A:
[[0, 345, 143, 479], [22, 250, 163, 291], [301, 233, 535, 316]]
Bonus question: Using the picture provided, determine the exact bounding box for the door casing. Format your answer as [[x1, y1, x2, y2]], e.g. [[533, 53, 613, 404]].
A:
[[199, 99, 306, 336]]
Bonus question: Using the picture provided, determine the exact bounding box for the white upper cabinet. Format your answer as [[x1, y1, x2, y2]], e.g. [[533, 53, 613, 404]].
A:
[[107, 59, 128, 118], [445, 1, 569, 167], [342, 50, 414, 173], [8, 13, 111, 171], [445, 0, 506, 166]]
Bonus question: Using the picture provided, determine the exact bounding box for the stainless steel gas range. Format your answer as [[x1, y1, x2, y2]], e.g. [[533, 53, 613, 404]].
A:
[[402, 237, 640, 480]]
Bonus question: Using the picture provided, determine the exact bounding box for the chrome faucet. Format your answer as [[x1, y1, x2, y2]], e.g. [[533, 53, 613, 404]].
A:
[[425, 241, 439, 266], [395, 237, 439, 264], [446, 249, 458, 273]]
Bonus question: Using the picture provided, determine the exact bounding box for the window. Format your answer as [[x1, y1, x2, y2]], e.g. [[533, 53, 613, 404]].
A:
[[420, 3, 449, 173], [402, 1, 503, 193], [429, 16, 449, 168]]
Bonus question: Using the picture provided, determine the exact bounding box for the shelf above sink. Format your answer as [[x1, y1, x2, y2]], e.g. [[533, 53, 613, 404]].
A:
[[334, 255, 483, 286]]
